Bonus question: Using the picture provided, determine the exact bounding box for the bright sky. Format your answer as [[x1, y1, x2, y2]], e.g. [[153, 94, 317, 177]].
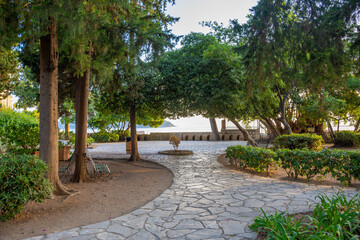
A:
[[166, 0, 259, 36]]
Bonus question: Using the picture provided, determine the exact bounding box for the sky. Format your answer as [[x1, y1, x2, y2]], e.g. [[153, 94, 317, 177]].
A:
[[166, 0, 259, 36]]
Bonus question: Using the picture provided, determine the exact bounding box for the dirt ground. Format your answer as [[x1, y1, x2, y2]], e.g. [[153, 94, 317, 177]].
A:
[[0, 158, 173, 240]]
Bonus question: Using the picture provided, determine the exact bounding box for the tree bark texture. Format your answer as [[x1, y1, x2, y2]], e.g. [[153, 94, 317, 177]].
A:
[[276, 86, 292, 134], [327, 120, 336, 142], [228, 118, 259, 147], [209, 118, 220, 141], [262, 117, 281, 138], [73, 66, 91, 183], [129, 104, 140, 161], [65, 111, 70, 138], [354, 117, 360, 132], [39, 19, 69, 195]]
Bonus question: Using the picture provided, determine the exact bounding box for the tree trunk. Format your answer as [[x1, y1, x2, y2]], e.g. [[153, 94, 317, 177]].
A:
[[39, 19, 69, 195], [228, 118, 259, 147], [278, 117, 292, 134], [354, 117, 360, 132], [327, 120, 336, 142], [209, 118, 220, 141], [65, 111, 70, 139], [129, 104, 140, 161], [73, 65, 91, 183], [274, 118, 285, 134], [262, 117, 280, 138], [276, 86, 292, 134]]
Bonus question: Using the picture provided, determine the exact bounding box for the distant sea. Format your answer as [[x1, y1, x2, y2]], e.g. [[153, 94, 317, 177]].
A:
[[59, 115, 355, 134], [58, 116, 259, 134]]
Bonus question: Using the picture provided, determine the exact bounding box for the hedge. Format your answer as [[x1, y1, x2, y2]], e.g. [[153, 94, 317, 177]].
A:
[[226, 145, 360, 186], [92, 131, 119, 143], [334, 131, 360, 147], [0, 109, 39, 154], [225, 145, 278, 174], [0, 154, 53, 222], [274, 133, 324, 151]]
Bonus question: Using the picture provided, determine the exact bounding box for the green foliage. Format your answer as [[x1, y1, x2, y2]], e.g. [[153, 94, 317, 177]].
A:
[[334, 131, 360, 147], [276, 149, 360, 186], [0, 47, 18, 100], [310, 193, 360, 239], [86, 137, 95, 146], [12, 66, 40, 110], [325, 150, 360, 186], [0, 154, 53, 222], [0, 108, 39, 154], [225, 145, 278, 174], [250, 209, 307, 239], [226, 145, 360, 185], [91, 131, 119, 143], [274, 134, 324, 151], [251, 192, 360, 240], [275, 148, 328, 180]]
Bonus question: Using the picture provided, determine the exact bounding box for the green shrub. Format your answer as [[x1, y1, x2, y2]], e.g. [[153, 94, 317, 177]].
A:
[[0, 154, 53, 222], [112, 130, 130, 141], [275, 148, 328, 180], [92, 131, 119, 143], [275, 149, 360, 185], [274, 133, 324, 151], [0, 109, 39, 154], [225, 145, 278, 174], [87, 137, 95, 146], [324, 150, 360, 186], [250, 192, 360, 240], [334, 131, 360, 147]]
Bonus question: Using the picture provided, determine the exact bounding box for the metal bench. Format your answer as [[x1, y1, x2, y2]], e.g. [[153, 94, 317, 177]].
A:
[[86, 150, 111, 178]]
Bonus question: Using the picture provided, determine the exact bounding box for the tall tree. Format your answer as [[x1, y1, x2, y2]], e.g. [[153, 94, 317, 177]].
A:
[[159, 33, 259, 146], [39, 16, 69, 195]]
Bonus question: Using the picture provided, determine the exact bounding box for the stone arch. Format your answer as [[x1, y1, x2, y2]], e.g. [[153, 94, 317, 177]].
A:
[[207, 135, 211, 141], [192, 136, 196, 141], [199, 136, 203, 141], [185, 135, 189, 141], [222, 135, 225, 141], [237, 135, 241, 140], [144, 136, 147, 141], [137, 136, 140, 141], [229, 135, 233, 140]]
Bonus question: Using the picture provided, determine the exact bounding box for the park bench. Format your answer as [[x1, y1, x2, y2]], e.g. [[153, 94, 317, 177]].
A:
[[86, 150, 111, 178]]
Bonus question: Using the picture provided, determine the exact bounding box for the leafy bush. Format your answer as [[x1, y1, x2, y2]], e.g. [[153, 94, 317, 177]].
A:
[[111, 130, 130, 141], [226, 145, 360, 186], [324, 150, 360, 186], [250, 192, 360, 240], [226, 145, 278, 174], [275, 148, 328, 180], [276, 149, 360, 185], [334, 131, 360, 147], [92, 131, 119, 143], [0, 109, 39, 154], [0, 154, 53, 222], [87, 137, 95, 146], [274, 133, 324, 151]]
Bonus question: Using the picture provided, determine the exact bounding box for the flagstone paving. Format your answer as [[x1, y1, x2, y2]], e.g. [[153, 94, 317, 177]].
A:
[[27, 141, 359, 240]]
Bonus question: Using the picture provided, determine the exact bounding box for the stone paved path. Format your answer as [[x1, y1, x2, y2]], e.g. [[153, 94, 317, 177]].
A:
[[27, 141, 359, 240]]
